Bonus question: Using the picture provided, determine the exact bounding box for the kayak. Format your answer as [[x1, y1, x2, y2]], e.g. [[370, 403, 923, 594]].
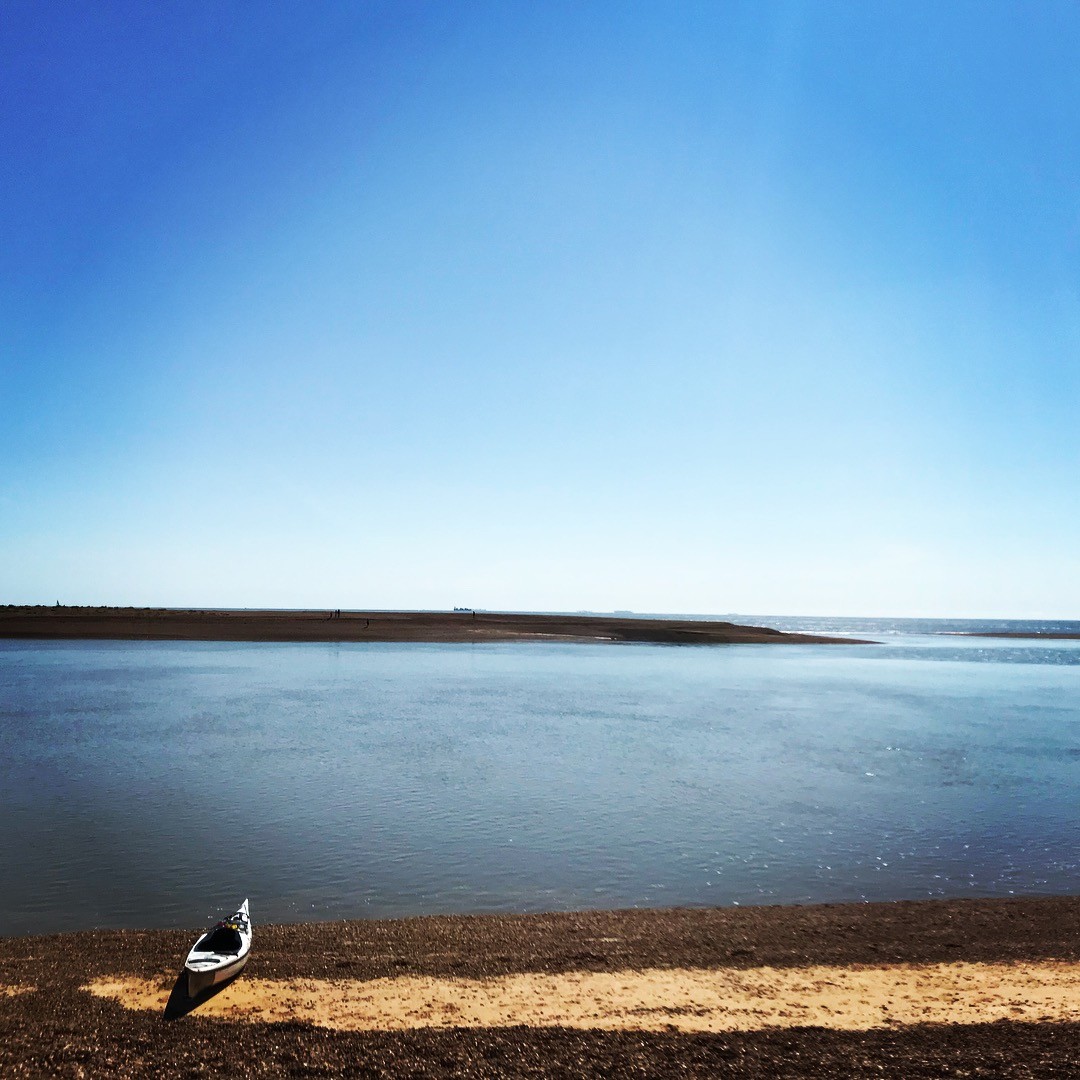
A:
[[184, 899, 251, 997]]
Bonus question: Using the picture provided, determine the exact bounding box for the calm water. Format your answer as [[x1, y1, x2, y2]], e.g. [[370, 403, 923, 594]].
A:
[[2, 618, 1079, 935]]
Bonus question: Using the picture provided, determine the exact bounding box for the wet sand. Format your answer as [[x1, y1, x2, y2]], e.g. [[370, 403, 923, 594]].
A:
[[0, 606, 868, 646], [4, 897, 1080, 1076]]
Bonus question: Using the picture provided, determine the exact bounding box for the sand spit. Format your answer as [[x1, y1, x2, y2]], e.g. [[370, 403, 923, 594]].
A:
[[86, 959, 1080, 1033], [0, 606, 869, 645], [959, 631, 1080, 640]]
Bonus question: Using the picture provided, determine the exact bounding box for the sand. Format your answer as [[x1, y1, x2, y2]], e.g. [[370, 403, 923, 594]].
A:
[[86, 959, 1080, 1032], [0, 606, 868, 645]]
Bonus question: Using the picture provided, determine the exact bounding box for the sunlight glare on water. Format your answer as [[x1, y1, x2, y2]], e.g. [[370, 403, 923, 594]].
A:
[[1, 620, 1078, 933]]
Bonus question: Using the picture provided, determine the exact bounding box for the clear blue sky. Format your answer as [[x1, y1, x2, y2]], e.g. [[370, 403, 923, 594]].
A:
[[2, 1, 1078, 616]]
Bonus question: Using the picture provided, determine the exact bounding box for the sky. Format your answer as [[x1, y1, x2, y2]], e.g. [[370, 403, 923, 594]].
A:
[[2, 0, 1078, 617]]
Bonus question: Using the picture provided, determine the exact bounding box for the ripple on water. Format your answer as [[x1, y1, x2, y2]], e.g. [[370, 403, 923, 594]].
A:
[[0, 632, 1078, 932]]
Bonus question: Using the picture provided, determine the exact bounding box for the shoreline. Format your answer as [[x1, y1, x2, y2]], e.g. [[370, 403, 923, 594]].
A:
[[0, 606, 872, 646], [4, 896, 1080, 1076], [956, 630, 1080, 640], [6, 893, 1080, 968]]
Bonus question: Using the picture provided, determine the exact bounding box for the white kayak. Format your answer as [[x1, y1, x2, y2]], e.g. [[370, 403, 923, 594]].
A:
[[184, 899, 251, 997]]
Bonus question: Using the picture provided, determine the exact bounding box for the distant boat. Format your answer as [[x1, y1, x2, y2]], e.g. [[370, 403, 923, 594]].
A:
[[184, 899, 251, 997]]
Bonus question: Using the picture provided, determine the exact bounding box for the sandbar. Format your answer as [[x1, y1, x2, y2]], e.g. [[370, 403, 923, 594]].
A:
[[0, 606, 871, 645], [958, 631, 1080, 640]]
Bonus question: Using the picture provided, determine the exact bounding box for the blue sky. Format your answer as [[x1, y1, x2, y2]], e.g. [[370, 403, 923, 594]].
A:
[[2, 1, 1078, 616]]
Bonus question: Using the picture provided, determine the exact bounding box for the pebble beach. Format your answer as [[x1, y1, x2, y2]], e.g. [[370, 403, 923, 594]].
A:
[[4, 896, 1080, 1077]]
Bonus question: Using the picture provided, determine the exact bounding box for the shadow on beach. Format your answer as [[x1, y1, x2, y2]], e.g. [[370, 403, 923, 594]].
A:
[[163, 968, 242, 1021]]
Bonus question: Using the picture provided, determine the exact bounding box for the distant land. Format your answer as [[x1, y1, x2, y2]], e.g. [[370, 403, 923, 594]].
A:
[[0, 607, 871, 645]]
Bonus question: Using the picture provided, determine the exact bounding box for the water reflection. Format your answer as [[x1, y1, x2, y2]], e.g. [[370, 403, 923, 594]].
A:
[[1, 629, 1078, 934]]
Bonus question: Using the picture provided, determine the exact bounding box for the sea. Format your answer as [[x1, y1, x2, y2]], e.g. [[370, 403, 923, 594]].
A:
[[1, 615, 1078, 936]]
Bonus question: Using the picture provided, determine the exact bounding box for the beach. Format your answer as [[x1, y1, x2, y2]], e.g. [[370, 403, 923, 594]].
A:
[[0, 607, 867, 646], [4, 897, 1080, 1076]]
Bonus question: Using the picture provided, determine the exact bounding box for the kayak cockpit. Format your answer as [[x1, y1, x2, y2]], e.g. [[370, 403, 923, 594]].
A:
[[193, 925, 243, 954]]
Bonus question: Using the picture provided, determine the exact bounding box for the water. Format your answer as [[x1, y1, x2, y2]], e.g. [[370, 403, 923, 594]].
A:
[[1, 618, 1078, 935]]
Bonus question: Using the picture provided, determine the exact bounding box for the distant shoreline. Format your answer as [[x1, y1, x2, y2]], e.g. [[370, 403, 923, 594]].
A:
[[955, 630, 1080, 640], [0, 606, 870, 645]]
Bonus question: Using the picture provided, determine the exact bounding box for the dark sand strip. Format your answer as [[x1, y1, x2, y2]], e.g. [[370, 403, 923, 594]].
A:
[[958, 631, 1080, 640], [0, 606, 870, 645]]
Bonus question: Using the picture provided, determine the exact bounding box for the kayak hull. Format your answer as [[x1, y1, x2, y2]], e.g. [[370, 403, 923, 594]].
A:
[[186, 951, 249, 997], [184, 899, 252, 998]]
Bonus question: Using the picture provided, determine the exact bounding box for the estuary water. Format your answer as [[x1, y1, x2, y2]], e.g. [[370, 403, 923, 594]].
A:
[[1, 617, 1079, 935]]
